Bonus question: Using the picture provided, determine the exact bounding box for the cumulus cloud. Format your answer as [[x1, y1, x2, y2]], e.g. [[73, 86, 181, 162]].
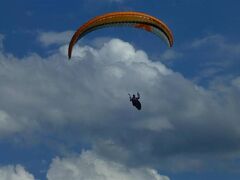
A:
[[0, 165, 35, 180], [47, 150, 169, 180], [0, 36, 240, 173]]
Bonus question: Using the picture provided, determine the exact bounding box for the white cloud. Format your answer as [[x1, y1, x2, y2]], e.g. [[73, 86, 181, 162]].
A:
[[0, 165, 35, 180], [2, 38, 170, 137], [0, 110, 24, 136], [232, 76, 240, 89], [185, 34, 240, 85], [159, 49, 182, 61], [47, 150, 169, 180], [191, 34, 240, 55], [0, 34, 4, 50], [134, 116, 174, 132], [0, 36, 240, 172], [38, 31, 73, 47], [191, 34, 225, 48], [191, 34, 240, 58]]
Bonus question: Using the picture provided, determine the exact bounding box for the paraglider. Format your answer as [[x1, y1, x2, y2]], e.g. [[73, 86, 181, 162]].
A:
[[128, 92, 141, 110], [68, 12, 174, 111], [68, 11, 174, 59]]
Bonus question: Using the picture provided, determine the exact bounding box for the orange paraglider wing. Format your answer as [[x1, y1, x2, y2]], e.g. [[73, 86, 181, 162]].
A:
[[68, 12, 174, 59]]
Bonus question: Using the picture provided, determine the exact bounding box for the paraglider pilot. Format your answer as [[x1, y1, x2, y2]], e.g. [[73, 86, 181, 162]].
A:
[[128, 92, 141, 110]]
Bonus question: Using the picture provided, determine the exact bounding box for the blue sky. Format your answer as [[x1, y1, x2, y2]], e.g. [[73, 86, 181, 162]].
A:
[[0, 0, 240, 180]]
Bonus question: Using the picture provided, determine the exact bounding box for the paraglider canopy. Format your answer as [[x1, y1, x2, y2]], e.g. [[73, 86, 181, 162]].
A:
[[68, 11, 174, 59]]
